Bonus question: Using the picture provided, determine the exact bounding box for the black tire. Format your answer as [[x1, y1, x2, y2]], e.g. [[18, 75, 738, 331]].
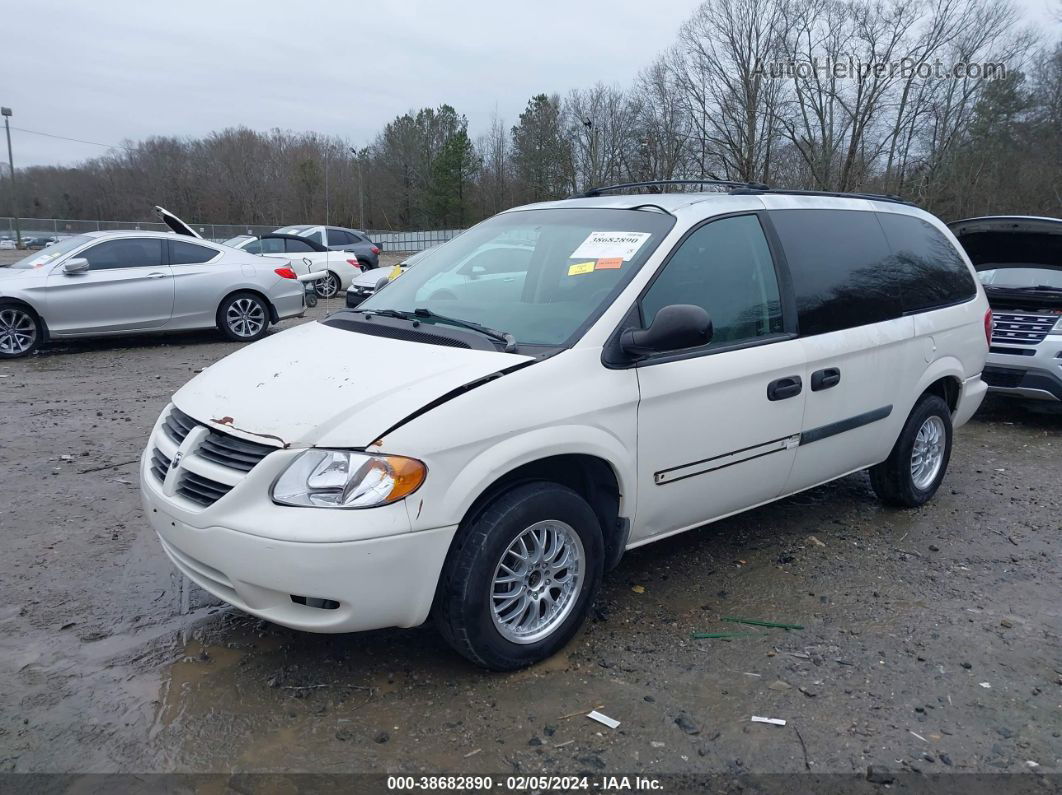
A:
[[217, 292, 270, 343], [869, 394, 953, 507], [0, 300, 43, 358], [314, 271, 341, 299], [434, 482, 604, 671], [358, 258, 375, 270]]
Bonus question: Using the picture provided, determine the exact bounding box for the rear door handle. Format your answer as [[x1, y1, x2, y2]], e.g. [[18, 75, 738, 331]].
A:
[[767, 375, 802, 401], [146, 271, 168, 279], [811, 367, 841, 391]]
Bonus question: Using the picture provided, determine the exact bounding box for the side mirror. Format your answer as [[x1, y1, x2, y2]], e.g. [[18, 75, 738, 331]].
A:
[[620, 304, 713, 356], [373, 274, 390, 292], [63, 257, 89, 274]]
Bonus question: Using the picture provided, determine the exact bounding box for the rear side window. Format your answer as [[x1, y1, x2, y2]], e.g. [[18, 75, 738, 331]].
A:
[[285, 238, 316, 253], [641, 214, 783, 346], [769, 209, 899, 335], [257, 238, 287, 255], [877, 213, 976, 312], [327, 229, 354, 246], [82, 238, 165, 270], [170, 240, 218, 265]]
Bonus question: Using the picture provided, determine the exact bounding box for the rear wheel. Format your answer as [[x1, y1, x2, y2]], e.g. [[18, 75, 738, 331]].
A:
[[870, 394, 953, 507], [314, 271, 341, 299], [434, 482, 603, 670], [217, 292, 270, 342], [0, 302, 42, 358]]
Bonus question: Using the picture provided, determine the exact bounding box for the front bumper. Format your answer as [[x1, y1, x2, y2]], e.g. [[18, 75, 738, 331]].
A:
[[984, 337, 1062, 401], [140, 431, 457, 633]]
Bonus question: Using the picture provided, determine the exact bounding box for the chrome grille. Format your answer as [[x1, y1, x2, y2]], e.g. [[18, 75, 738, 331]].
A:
[[177, 471, 234, 507], [197, 432, 273, 472], [150, 448, 170, 482], [991, 312, 1056, 346]]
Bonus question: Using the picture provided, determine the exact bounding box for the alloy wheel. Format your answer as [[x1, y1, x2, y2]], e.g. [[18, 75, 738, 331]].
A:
[[910, 415, 946, 490], [0, 308, 37, 355], [315, 273, 339, 299], [225, 298, 265, 338], [490, 520, 584, 644]]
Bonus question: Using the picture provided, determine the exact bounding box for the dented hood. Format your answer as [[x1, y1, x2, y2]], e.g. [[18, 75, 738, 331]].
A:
[[172, 321, 532, 448]]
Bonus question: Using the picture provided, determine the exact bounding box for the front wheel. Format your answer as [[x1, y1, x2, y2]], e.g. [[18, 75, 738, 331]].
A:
[[217, 292, 270, 342], [869, 394, 953, 507], [434, 482, 603, 670], [0, 302, 43, 358], [314, 272, 341, 299]]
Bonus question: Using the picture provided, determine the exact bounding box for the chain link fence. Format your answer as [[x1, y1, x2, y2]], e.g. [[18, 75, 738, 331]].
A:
[[1, 217, 465, 252]]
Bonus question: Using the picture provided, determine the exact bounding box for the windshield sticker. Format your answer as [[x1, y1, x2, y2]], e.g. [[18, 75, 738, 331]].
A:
[[570, 231, 651, 262], [567, 261, 596, 276], [595, 257, 623, 270]]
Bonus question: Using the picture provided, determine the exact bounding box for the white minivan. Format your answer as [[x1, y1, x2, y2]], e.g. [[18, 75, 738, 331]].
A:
[[140, 183, 989, 670]]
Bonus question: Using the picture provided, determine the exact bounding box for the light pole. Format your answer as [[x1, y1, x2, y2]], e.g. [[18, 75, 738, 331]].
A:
[[349, 146, 365, 230], [1, 107, 20, 248]]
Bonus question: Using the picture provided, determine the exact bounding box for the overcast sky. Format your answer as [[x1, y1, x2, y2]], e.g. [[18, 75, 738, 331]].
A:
[[2, 0, 1059, 168]]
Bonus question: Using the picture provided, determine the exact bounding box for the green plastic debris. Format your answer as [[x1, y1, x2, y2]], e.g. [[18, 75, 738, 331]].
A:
[[689, 631, 762, 639], [722, 617, 804, 630]]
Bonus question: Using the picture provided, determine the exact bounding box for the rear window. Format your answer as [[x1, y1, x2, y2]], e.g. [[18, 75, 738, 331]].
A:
[[769, 209, 899, 335], [877, 213, 976, 312]]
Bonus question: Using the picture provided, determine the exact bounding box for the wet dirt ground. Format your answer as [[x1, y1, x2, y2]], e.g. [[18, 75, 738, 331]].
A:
[[0, 264, 1059, 781]]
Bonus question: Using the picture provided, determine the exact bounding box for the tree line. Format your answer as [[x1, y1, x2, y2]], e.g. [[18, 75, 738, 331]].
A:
[[8, 0, 1061, 231]]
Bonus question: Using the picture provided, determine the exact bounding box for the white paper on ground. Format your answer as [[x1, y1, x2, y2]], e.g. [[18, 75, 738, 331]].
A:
[[751, 716, 787, 726], [587, 710, 621, 729], [570, 231, 651, 261]]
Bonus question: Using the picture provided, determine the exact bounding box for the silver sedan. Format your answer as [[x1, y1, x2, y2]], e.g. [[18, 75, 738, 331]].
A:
[[0, 231, 309, 358]]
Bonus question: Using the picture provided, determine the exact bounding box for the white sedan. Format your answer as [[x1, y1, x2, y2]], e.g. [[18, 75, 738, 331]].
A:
[[222, 234, 363, 299]]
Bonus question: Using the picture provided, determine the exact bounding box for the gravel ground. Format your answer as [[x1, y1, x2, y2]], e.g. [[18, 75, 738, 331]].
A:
[[0, 250, 1059, 782]]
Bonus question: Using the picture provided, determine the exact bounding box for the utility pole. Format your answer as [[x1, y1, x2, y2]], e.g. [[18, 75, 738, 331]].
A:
[[349, 146, 365, 230], [1, 108, 20, 247]]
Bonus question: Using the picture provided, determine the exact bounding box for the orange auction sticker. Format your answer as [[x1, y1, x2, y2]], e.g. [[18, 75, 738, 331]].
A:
[[596, 258, 623, 269]]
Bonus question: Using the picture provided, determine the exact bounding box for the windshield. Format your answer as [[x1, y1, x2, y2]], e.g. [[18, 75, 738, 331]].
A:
[[356, 208, 675, 346], [8, 235, 93, 269], [979, 267, 1062, 290]]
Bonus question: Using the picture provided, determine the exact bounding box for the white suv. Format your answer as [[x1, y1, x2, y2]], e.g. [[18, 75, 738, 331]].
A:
[[140, 183, 989, 670]]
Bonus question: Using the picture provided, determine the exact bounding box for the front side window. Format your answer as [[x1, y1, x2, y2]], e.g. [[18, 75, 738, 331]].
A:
[[170, 240, 218, 265], [81, 238, 165, 270], [877, 213, 976, 312], [769, 209, 899, 335], [356, 208, 675, 347], [640, 214, 783, 346]]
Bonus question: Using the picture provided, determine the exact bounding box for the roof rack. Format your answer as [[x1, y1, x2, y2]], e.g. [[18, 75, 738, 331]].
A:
[[730, 187, 913, 206], [582, 179, 914, 206], [583, 179, 769, 197]]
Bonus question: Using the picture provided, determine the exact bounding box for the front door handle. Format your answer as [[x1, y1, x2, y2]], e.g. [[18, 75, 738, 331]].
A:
[[767, 375, 802, 401], [811, 367, 841, 391], [146, 272, 168, 279]]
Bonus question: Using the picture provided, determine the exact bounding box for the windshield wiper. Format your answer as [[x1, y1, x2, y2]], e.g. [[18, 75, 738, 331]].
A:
[[987, 284, 1062, 293], [363, 307, 518, 352], [414, 308, 517, 352]]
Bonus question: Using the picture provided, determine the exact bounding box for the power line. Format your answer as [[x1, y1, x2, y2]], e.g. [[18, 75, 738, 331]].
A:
[[9, 126, 135, 152]]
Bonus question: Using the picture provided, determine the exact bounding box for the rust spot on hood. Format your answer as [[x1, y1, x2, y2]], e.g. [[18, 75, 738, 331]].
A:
[[210, 416, 290, 448]]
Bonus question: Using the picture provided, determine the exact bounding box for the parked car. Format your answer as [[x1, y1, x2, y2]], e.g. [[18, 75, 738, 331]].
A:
[[948, 216, 1062, 403], [0, 230, 310, 358], [141, 184, 988, 670], [223, 233, 362, 299], [345, 246, 437, 308], [23, 236, 58, 249], [0, 239, 16, 250], [273, 225, 381, 269]]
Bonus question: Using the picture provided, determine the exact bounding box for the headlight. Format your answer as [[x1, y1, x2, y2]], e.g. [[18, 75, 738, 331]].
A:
[[272, 450, 426, 509], [1050, 316, 1062, 335]]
